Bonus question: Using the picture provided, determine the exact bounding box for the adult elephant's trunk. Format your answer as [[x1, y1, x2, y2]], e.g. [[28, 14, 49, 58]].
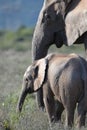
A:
[[32, 28, 52, 61], [32, 37, 49, 61], [32, 25, 52, 109], [32, 10, 54, 61], [32, 31, 49, 109], [31, 5, 54, 109], [17, 88, 27, 112]]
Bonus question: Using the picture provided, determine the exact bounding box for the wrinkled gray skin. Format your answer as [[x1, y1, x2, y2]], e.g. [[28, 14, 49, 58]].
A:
[[17, 53, 87, 128], [32, 0, 87, 109]]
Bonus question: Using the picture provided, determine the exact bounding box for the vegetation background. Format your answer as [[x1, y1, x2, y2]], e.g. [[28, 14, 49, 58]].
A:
[[0, 1, 87, 130]]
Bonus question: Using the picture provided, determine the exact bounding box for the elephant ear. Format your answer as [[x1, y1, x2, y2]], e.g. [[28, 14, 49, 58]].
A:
[[65, 0, 87, 46], [34, 58, 48, 91]]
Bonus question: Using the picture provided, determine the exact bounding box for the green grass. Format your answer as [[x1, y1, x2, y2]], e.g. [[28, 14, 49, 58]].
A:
[[1, 92, 49, 130], [0, 27, 85, 56], [0, 27, 33, 51], [1, 93, 36, 130], [49, 44, 85, 55], [0, 27, 85, 55]]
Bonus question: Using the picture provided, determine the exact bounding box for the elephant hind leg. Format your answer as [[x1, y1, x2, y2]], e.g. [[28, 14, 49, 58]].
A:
[[77, 99, 86, 128], [65, 103, 76, 128], [65, 109, 74, 127], [54, 101, 64, 122]]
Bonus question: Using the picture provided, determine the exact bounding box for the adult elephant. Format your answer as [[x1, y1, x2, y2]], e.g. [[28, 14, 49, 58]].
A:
[[32, 0, 87, 109]]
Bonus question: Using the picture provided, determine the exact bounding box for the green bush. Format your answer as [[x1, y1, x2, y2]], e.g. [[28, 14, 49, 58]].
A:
[[0, 27, 34, 51]]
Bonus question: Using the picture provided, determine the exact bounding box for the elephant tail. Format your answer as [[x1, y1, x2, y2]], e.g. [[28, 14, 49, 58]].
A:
[[79, 56, 87, 111]]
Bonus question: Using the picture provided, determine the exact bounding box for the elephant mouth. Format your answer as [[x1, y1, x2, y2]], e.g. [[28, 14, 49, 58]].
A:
[[54, 29, 67, 48]]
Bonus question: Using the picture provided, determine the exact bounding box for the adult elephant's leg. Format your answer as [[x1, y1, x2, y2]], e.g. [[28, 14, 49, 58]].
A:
[[77, 99, 86, 128]]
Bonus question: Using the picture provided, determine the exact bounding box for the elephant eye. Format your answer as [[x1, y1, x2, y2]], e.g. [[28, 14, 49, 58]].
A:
[[45, 13, 51, 20], [25, 78, 28, 82], [42, 11, 51, 23]]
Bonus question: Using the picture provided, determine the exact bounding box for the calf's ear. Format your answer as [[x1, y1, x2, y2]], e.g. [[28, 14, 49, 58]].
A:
[[34, 59, 48, 91]]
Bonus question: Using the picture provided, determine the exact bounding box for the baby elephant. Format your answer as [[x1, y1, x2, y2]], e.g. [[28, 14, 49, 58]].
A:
[[17, 53, 87, 128]]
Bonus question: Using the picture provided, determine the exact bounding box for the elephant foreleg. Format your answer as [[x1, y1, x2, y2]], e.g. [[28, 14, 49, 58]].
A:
[[36, 88, 44, 110], [43, 84, 55, 123]]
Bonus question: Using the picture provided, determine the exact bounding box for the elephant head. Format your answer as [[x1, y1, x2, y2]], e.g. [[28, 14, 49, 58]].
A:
[[32, 0, 69, 60], [17, 58, 48, 112], [32, 0, 87, 60]]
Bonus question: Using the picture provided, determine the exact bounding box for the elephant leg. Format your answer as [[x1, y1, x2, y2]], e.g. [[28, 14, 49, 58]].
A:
[[36, 88, 44, 110], [65, 109, 74, 127], [43, 84, 55, 123], [44, 97, 55, 123], [55, 101, 64, 121], [77, 99, 86, 128], [65, 103, 76, 127]]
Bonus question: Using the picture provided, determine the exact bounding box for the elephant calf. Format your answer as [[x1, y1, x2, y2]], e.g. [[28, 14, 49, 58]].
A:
[[17, 53, 87, 128]]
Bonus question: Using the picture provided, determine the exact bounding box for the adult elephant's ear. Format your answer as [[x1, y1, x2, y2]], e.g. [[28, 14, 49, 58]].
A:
[[34, 59, 48, 91], [65, 0, 87, 46]]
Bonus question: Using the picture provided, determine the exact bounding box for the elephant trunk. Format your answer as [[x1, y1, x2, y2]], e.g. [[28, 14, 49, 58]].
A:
[[32, 13, 54, 61], [32, 40, 47, 61], [17, 88, 27, 112], [32, 31, 51, 61]]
